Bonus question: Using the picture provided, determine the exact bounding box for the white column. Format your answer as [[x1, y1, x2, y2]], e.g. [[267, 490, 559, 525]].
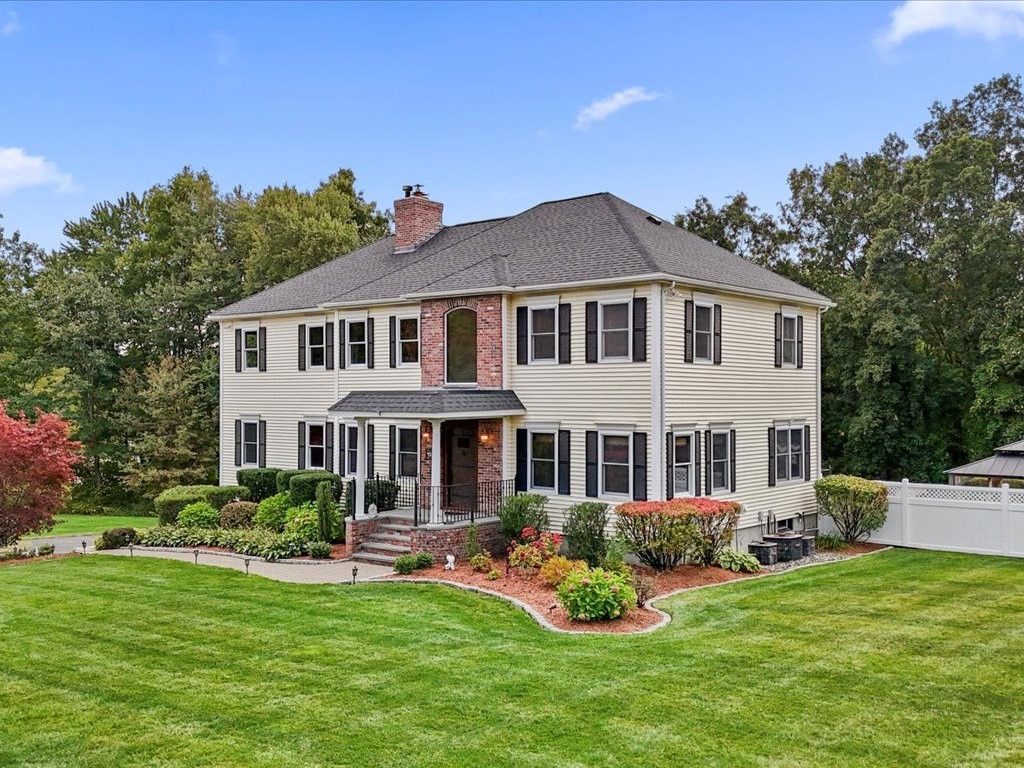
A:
[[355, 417, 367, 517], [649, 284, 665, 501], [430, 419, 443, 525]]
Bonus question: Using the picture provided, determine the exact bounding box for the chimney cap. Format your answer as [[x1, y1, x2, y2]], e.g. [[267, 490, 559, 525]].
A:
[[412, 184, 427, 197], [402, 185, 413, 198]]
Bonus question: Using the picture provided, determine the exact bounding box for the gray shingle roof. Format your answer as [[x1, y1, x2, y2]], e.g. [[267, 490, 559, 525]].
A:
[[211, 192, 829, 318], [328, 389, 525, 418], [946, 438, 1024, 479]]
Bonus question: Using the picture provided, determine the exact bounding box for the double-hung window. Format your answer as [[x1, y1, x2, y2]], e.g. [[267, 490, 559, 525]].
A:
[[711, 430, 731, 493], [397, 427, 418, 477], [530, 307, 557, 362], [345, 425, 359, 476], [776, 426, 804, 482], [348, 320, 368, 367], [672, 432, 694, 497], [599, 432, 631, 496], [242, 329, 260, 371], [694, 303, 714, 362], [781, 313, 798, 367], [307, 325, 326, 369], [241, 420, 259, 466], [399, 317, 419, 365], [599, 302, 630, 360], [306, 423, 326, 470], [529, 431, 556, 491]]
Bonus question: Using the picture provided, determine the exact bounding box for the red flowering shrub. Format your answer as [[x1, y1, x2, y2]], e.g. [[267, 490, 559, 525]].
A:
[[507, 528, 563, 573], [0, 403, 82, 546], [615, 498, 741, 570], [688, 499, 741, 566]]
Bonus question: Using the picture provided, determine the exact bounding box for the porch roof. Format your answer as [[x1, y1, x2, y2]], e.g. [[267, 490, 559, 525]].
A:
[[327, 389, 526, 419]]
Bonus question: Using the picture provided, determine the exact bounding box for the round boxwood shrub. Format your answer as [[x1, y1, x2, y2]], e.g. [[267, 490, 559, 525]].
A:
[[254, 492, 292, 532], [154, 485, 250, 525], [94, 527, 139, 551], [177, 502, 220, 529], [236, 468, 283, 503], [220, 501, 258, 529], [556, 566, 637, 621], [307, 541, 332, 559]]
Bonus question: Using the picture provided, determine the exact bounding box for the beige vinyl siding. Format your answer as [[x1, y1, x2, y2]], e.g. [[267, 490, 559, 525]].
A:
[[663, 289, 820, 532], [506, 286, 652, 531]]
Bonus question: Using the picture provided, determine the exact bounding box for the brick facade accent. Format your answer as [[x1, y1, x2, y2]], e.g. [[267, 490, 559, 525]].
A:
[[408, 519, 503, 562], [419, 295, 503, 388], [394, 194, 443, 251], [344, 515, 381, 558], [417, 418, 504, 486]]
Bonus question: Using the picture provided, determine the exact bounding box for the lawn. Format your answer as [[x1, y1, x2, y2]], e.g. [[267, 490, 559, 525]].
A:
[[23, 514, 158, 539], [1, 550, 1023, 767]]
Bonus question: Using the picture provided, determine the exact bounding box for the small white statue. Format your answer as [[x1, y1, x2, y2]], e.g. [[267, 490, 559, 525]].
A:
[[444, 554, 456, 570]]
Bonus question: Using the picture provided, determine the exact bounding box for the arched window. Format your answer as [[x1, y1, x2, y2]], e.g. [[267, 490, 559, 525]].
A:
[[445, 307, 477, 384]]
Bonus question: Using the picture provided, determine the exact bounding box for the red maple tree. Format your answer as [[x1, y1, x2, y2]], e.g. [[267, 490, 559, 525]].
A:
[[0, 402, 82, 546]]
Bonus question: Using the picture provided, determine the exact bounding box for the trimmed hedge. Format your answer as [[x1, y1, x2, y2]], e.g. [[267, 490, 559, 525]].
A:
[[94, 527, 139, 551], [236, 468, 283, 502], [177, 502, 220, 529], [276, 470, 307, 495], [154, 485, 250, 526], [289, 471, 344, 506]]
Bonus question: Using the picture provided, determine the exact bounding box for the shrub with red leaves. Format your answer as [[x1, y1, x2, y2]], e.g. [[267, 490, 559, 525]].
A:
[[616, 498, 741, 570], [0, 403, 82, 545]]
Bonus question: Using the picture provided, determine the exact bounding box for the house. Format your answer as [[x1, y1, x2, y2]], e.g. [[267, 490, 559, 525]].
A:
[[210, 186, 833, 562], [946, 440, 1024, 488]]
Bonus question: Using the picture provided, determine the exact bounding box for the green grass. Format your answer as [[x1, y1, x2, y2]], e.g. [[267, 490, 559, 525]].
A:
[[1, 550, 1023, 767], [24, 514, 158, 539]]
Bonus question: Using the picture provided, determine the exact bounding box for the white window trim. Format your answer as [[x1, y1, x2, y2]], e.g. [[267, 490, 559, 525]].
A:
[[670, 429, 696, 498], [598, 299, 632, 362], [395, 425, 420, 478], [306, 323, 326, 371], [693, 300, 715, 365], [305, 420, 327, 471], [709, 428, 732, 495], [240, 418, 260, 467], [346, 316, 369, 369], [781, 307, 799, 369], [527, 429, 558, 494], [527, 303, 559, 365], [444, 307, 477, 387], [241, 326, 260, 372], [395, 313, 421, 369], [598, 429, 632, 500], [339, 421, 359, 478], [774, 420, 806, 484]]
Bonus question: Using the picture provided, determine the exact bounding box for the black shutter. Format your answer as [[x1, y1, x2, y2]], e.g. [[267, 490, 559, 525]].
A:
[[234, 420, 242, 466], [558, 303, 571, 364], [234, 329, 242, 372], [389, 316, 397, 368], [633, 431, 647, 501], [366, 424, 375, 474], [298, 324, 307, 371], [804, 425, 811, 481], [585, 430, 598, 497], [298, 422, 306, 469], [704, 429, 712, 495], [713, 304, 722, 365], [258, 420, 266, 468], [585, 301, 598, 363], [515, 428, 527, 492], [516, 307, 528, 365], [797, 315, 804, 369], [684, 300, 694, 364], [338, 426, 347, 475], [325, 322, 334, 370], [632, 297, 647, 362], [258, 327, 267, 372], [665, 432, 673, 499], [338, 319, 346, 369], [730, 429, 737, 493], [389, 425, 397, 477], [367, 318, 375, 369], [325, 423, 334, 473], [693, 431, 701, 496], [557, 430, 570, 495], [774, 313, 783, 368], [768, 427, 777, 487]]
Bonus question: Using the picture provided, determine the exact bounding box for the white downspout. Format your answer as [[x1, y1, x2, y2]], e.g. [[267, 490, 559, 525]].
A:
[[650, 283, 665, 500]]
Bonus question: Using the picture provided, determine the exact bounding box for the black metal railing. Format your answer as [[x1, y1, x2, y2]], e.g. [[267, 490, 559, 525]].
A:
[[413, 478, 514, 526]]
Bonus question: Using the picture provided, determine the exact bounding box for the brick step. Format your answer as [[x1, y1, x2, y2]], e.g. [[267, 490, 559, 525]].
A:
[[378, 522, 413, 534], [352, 551, 399, 566], [366, 531, 412, 545], [359, 541, 412, 556]]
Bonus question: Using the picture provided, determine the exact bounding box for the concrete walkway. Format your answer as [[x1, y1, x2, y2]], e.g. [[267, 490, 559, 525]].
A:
[[18, 535, 94, 555], [98, 547, 394, 583]]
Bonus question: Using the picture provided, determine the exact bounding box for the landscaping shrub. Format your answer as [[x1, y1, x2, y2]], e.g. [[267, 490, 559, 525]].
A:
[[602, 536, 632, 576], [556, 566, 637, 621], [139, 526, 308, 561], [815, 531, 845, 551], [94, 527, 139, 550], [414, 552, 433, 569], [485, 569, 501, 580], [718, 548, 761, 573], [276, 469, 307, 494], [283, 503, 319, 543], [236, 468, 283, 502], [36, 543, 55, 556], [220, 501, 258, 529], [154, 485, 250, 525], [615, 500, 699, 571], [689, 499, 741, 566], [539, 555, 586, 587], [177, 502, 220, 529], [815, 475, 888, 542], [464, 522, 482, 559], [0, 546, 29, 561], [393, 554, 418, 575], [508, 529, 563, 573], [204, 486, 250, 511], [315, 481, 341, 543], [289, 471, 344, 506], [498, 493, 550, 546], [564, 502, 609, 567], [631, 573, 655, 607], [254, 492, 292, 532], [307, 541, 332, 559], [469, 552, 492, 573]]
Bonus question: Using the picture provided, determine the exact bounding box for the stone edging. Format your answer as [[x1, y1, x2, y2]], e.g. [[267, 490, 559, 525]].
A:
[[385, 546, 894, 636], [126, 546, 354, 566]]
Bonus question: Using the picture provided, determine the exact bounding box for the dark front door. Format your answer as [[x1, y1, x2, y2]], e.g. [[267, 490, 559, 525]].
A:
[[445, 420, 478, 511]]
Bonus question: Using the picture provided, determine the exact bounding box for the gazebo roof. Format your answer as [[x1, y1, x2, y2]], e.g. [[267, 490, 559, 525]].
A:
[[946, 439, 1024, 479]]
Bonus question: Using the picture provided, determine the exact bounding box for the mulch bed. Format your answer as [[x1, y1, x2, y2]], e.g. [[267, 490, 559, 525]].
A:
[[0, 553, 81, 568], [390, 543, 888, 634]]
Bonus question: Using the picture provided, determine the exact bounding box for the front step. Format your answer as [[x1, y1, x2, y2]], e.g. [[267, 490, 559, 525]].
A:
[[369, 532, 413, 545], [360, 540, 412, 556], [352, 516, 416, 567], [379, 522, 413, 534], [352, 551, 402, 566]]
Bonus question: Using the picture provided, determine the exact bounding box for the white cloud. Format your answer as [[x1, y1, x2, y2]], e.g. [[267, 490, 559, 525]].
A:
[[1, 11, 19, 37], [878, 1, 1024, 48], [0, 147, 76, 196], [573, 86, 661, 131]]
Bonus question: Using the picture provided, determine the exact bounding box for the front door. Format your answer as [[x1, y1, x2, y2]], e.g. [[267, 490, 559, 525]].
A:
[[445, 420, 478, 511]]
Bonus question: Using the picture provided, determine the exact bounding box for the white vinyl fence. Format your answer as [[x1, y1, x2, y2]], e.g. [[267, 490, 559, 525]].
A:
[[823, 480, 1024, 559]]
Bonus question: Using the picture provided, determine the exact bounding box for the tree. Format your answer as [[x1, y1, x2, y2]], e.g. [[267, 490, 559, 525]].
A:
[[674, 192, 790, 269], [0, 403, 82, 545]]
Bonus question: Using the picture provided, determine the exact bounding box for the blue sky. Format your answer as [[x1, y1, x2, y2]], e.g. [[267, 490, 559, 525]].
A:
[[2, 0, 1023, 251]]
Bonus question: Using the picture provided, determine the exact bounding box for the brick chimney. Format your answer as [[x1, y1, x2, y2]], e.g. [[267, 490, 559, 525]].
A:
[[394, 184, 444, 252]]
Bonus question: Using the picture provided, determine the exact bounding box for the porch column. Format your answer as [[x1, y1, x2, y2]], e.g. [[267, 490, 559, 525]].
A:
[[430, 419, 443, 525], [355, 417, 368, 517]]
